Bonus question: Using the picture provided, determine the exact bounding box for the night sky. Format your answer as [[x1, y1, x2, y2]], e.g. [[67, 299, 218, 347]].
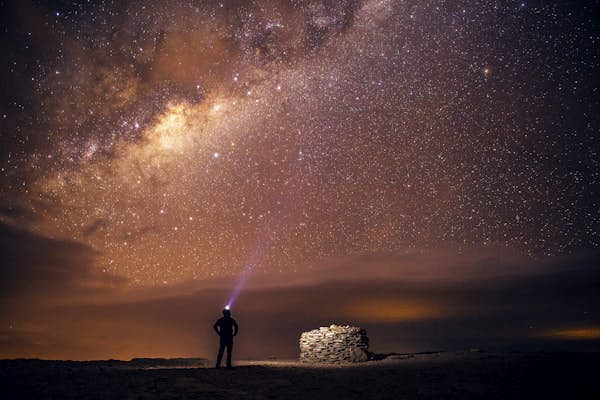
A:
[[1, 0, 600, 359]]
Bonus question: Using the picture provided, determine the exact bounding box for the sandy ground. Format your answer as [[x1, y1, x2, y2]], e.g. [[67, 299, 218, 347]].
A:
[[1, 351, 598, 399]]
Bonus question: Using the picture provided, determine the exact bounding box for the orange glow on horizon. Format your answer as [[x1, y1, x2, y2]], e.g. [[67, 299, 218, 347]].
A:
[[543, 328, 600, 340], [345, 298, 446, 322]]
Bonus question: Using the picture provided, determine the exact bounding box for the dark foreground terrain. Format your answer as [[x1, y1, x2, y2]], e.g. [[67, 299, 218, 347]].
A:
[[1, 352, 598, 399]]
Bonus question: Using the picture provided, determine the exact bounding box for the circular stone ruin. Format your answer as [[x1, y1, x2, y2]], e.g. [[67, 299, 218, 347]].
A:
[[299, 324, 369, 363]]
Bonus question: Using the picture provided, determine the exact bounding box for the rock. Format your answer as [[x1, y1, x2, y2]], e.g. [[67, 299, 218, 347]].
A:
[[299, 324, 369, 363]]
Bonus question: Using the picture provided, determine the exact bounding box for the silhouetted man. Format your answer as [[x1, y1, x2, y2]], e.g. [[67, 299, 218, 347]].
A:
[[213, 308, 238, 368]]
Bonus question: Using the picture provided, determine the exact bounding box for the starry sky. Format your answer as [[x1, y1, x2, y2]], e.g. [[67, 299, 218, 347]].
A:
[[1, 1, 600, 359]]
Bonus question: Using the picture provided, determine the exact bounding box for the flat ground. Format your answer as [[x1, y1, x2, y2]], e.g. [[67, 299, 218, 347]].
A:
[[1, 352, 598, 399]]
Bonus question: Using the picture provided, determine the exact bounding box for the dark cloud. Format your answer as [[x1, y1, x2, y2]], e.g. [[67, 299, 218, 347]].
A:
[[0, 204, 37, 223], [0, 222, 124, 302], [82, 219, 108, 237]]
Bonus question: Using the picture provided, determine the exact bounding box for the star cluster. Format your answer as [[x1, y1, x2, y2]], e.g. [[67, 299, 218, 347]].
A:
[[1, 0, 599, 285]]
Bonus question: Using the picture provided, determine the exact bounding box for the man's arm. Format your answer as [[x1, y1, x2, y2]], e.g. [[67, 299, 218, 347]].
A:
[[233, 319, 239, 336], [213, 320, 220, 335]]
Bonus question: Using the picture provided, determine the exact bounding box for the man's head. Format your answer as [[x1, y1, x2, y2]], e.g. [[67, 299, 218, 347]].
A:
[[223, 308, 231, 317]]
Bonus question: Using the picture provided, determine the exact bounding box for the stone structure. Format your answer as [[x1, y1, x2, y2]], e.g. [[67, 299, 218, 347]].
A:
[[299, 324, 369, 363]]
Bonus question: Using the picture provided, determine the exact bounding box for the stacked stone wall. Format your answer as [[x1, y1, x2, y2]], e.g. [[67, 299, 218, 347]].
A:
[[299, 324, 369, 363]]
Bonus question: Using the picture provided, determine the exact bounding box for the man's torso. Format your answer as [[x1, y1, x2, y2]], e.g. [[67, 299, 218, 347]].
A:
[[216, 317, 236, 339]]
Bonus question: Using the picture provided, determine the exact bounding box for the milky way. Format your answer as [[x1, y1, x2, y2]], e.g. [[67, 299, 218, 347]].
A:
[[1, 1, 599, 285]]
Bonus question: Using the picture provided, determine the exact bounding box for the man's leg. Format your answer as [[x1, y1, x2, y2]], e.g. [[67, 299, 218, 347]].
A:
[[216, 342, 225, 368], [226, 341, 233, 368]]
